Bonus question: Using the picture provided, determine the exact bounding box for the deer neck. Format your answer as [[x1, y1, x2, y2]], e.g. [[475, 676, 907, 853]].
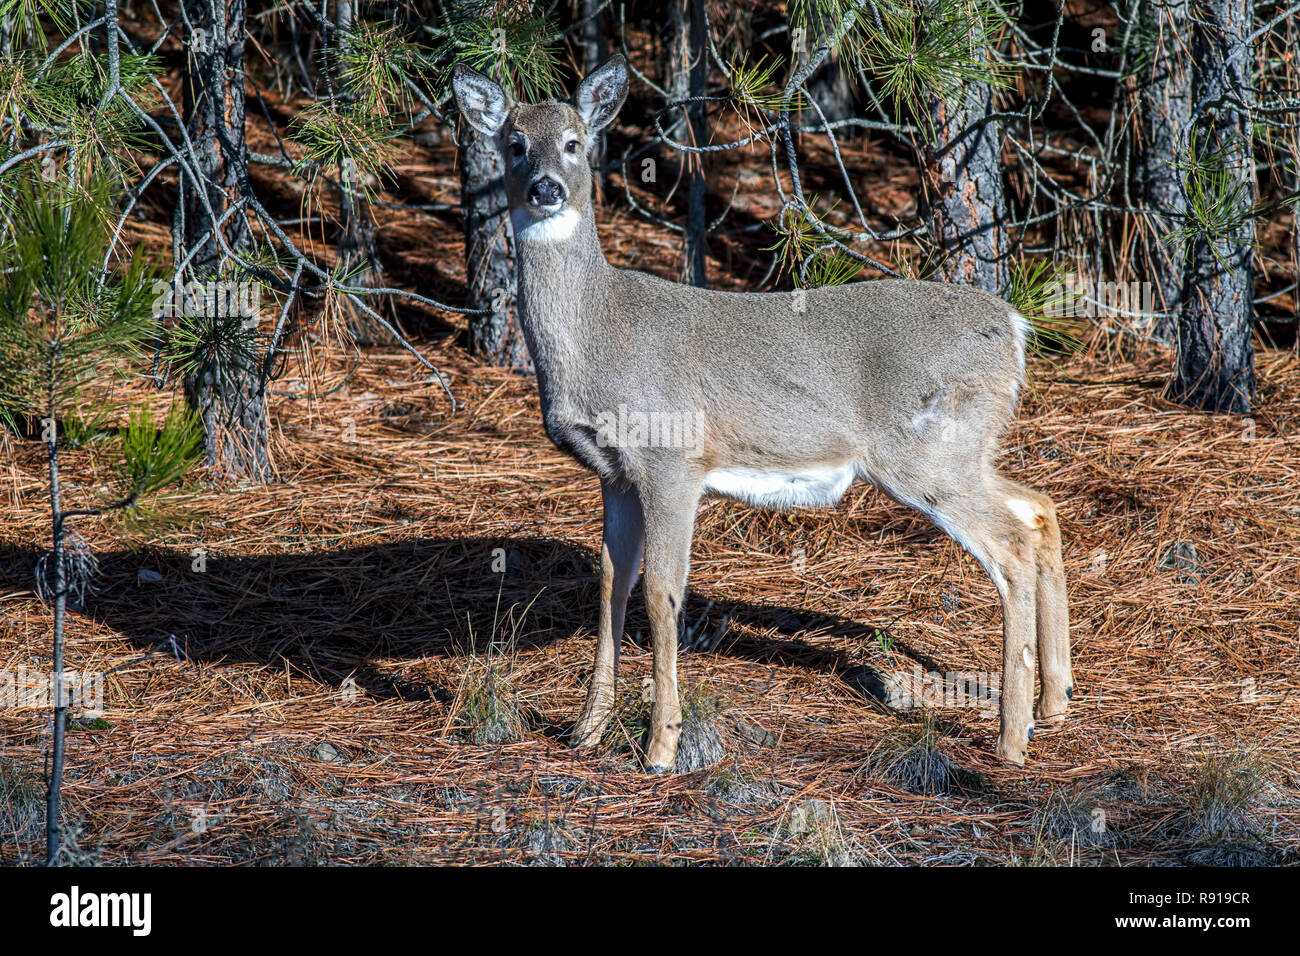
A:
[[511, 204, 608, 400]]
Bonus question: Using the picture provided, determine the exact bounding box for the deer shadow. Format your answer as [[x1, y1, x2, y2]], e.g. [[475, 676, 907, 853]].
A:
[[0, 535, 943, 709]]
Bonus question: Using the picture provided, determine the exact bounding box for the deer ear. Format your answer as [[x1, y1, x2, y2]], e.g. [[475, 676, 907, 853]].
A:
[[452, 64, 509, 136], [575, 54, 628, 132]]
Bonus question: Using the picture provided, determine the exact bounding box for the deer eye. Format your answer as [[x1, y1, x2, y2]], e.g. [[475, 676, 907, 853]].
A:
[[509, 140, 525, 158], [564, 139, 580, 154]]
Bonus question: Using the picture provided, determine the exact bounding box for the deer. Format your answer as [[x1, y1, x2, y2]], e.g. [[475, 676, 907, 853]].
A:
[[451, 55, 1072, 773]]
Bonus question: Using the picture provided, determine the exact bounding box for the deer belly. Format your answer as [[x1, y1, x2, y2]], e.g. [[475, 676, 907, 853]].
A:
[[702, 465, 856, 510]]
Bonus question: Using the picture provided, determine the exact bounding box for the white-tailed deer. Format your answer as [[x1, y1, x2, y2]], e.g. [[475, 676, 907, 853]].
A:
[[452, 56, 1072, 772]]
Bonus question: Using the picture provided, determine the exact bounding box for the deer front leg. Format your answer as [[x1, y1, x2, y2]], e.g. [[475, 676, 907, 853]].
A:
[[572, 481, 644, 749], [640, 483, 699, 773]]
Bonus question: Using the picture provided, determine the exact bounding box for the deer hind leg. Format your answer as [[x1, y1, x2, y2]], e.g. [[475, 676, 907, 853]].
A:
[[968, 476, 1072, 762], [890, 472, 1064, 766], [572, 480, 644, 749], [1009, 481, 1073, 729], [974, 503, 1039, 768], [639, 480, 699, 773]]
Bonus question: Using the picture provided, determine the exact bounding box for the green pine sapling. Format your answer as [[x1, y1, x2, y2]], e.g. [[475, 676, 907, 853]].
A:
[[0, 173, 200, 864]]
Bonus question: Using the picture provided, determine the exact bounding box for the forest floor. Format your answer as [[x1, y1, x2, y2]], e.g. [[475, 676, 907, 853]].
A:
[[2, 42, 1300, 865], [4, 332, 1299, 866]]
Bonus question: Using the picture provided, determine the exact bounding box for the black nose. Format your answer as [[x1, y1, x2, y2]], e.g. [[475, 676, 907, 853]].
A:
[[528, 177, 565, 207]]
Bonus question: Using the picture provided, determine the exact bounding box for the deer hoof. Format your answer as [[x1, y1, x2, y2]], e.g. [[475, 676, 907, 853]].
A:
[[1034, 700, 1069, 729], [995, 734, 1028, 767], [569, 717, 606, 750]]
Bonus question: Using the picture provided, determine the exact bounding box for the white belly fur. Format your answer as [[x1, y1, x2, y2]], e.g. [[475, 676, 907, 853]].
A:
[[702, 464, 856, 510]]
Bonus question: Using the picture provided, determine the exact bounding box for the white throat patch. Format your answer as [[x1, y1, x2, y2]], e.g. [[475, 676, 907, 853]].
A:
[[512, 207, 580, 244]]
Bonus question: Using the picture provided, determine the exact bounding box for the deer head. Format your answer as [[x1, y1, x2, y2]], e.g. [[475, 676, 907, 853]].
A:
[[451, 56, 628, 237]]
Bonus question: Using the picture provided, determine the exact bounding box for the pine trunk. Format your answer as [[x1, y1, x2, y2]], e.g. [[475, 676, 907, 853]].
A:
[[664, 0, 708, 286], [335, 0, 396, 346], [921, 72, 1006, 294], [1137, 0, 1192, 341], [460, 122, 530, 369], [1172, 0, 1256, 412], [179, 0, 271, 480], [580, 0, 607, 187]]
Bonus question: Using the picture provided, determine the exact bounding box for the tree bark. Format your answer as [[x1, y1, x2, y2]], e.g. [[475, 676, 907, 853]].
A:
[[1172, 0, 1256, 412], [919, 14, 1006, 297], [1137, 0, 1192, 342], [179, 0, 271, 480], [921, 72, 1007, 294], [663, 0, 708, 286], [460, 120, 530, 369], [335, 0, 396, 346], [580, 0, 608, 188]]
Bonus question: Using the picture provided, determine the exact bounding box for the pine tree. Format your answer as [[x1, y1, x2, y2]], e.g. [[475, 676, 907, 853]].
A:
[[1171, 0, 1256, 412], [1137, 0, 1193, 342], [768, 0, 1010, 293], [578, 0, 609, 183], [432, 2, 564, 369], [912, 0, 1009, 292], [662, 0, 710, 286], [0, 175, 200, 863], [331, 0, 398, 346], [178, 0, 270, 478]]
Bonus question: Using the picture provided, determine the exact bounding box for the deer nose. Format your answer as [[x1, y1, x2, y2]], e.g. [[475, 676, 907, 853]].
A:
[[528, 177, 565, 207]]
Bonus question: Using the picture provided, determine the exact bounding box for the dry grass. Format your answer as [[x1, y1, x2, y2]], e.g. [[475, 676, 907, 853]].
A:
[[860, 712, 979, 797]]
